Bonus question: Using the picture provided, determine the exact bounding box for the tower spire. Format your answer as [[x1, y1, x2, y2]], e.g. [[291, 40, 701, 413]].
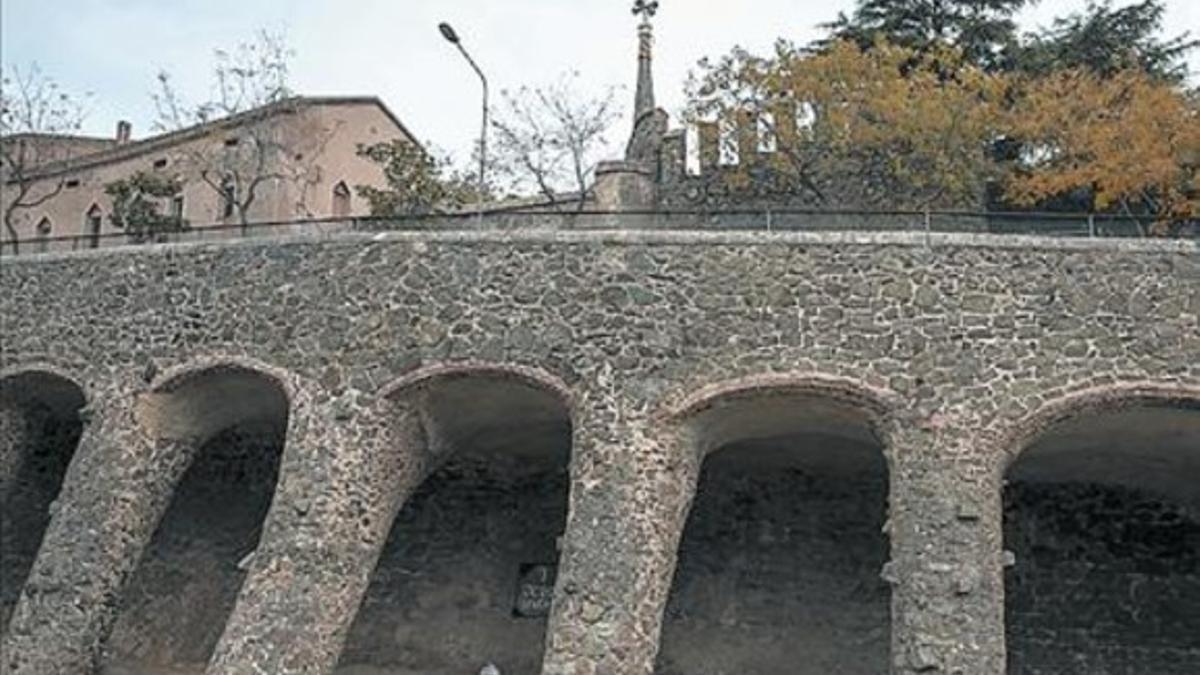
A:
[[631, 0, 659, 122], [625, 0, 664, 163]]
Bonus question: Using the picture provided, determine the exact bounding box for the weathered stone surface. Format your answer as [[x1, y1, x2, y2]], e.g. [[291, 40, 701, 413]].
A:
[[2, 384, 195, 674], [0, 229, 1197, 675], [207, 385, 427, 674]]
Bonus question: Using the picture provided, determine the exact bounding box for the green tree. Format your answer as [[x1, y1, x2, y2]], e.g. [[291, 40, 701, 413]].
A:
[[1017, 1, 1198, 82], [355, 140, 481, 217], [819, 0, 1033, 71], [104, 172, 188, 243]]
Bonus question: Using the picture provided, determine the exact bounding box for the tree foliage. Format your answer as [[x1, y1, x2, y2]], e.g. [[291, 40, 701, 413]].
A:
[[0, 63, 90, 253], [688, 39, 1008, 208], [104, 172, 189, 243], [820, 0, 1033, 71], [1005, 68, 1199, 234], [1017, 1, 1198, 82], [355, 140, 480, 217], [491, 73, 622, 209]]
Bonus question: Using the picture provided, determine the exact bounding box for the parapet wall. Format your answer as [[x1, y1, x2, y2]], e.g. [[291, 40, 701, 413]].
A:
[[1, 227, 1198, 675]]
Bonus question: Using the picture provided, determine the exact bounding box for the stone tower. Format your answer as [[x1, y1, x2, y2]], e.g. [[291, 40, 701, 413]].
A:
[[594, 0, 668, 210]]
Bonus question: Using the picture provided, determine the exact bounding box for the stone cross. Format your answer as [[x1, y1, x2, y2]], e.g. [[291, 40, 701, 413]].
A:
[[632, 0, 659, 23]]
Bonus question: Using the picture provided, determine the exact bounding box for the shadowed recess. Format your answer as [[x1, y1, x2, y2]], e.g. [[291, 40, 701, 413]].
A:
[[1004, 402, 1200, 675], [105, 366, 289, 674], [0, 371, 86, 631], [338, 371, 572, 675], [659, 389, 891, 675]]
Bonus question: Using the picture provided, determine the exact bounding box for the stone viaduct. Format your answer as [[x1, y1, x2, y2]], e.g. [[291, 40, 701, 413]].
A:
[[1, 225, 1198, 675]]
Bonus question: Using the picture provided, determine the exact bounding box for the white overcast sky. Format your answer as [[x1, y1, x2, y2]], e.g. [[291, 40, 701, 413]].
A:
[[2, 0, 1197, 167]]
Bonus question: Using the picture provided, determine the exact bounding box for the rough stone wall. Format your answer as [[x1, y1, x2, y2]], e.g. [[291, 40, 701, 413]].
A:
[[339, 453, 567, 675], [0, 400, 81, 630], [0, 228, 1197, 675], [1004, 482, 1200, 674], [102, 424, 283, 671], [658, 449, 889, 675]]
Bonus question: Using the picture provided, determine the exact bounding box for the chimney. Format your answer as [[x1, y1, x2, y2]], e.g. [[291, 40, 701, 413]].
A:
[[115, 120, 132, 145]]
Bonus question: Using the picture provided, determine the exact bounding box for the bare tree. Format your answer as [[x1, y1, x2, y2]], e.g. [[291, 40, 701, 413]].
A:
[[153, 30, 336, 226], [491, 73, 622, 210], [0, 64, 90, 254]]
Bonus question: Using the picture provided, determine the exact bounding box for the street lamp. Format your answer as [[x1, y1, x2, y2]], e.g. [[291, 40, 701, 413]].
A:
[[439, 22, 488, 210]]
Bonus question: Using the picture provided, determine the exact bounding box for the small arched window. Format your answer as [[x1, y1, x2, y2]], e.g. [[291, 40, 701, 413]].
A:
[[85, 204, 103, 249], [36, 217, 53, 252], [220, 176, 237, 220], [332, 181, 351, 218]]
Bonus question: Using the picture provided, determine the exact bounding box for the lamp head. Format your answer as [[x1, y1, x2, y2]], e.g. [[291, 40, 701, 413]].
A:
[[438, 22, 460, 44]]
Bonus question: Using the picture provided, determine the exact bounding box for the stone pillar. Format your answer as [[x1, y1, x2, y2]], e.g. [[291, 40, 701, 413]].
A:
[[542, 395, 700, 675], [886, 423, 1006, 675], [0, 393, 31, 502], [206, 387, 430, 675], [593, 160, 658, 212], [2, 386, 196, 674]]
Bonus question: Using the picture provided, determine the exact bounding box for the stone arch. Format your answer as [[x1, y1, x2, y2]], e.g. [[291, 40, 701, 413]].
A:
[[664, 372, 898, 455], [1000, 381, 1200, 674], [0, 366, 88, 629], [657, 372, 898, 675], [104, 358, 294, 672], [338, 361, 575, 674], [136, 357, 296, 445]]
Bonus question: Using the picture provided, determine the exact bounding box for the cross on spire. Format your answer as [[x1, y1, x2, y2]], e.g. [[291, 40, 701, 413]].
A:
[[632, 0, 659, 23]]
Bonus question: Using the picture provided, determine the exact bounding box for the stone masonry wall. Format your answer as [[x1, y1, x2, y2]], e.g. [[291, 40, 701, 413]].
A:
[[102, 424, 283, 672], [658, 448, 889, 674], [1004, 482, 1200, 675], [1, 228, 1198, 675], [339, 452, 568, 675]]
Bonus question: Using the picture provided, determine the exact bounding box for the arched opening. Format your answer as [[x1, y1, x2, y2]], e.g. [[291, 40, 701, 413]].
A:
[[337, 369, 573, 675], [35, 217, 53, 252], [102, 365, 290, 673], [85, 204, 102, 248], [332, 181, 351, 218], [220, 175, 237, 221], [0, 370, 86, 630], [658, 384, 891, 675], [1004, 395, 1200, 673]]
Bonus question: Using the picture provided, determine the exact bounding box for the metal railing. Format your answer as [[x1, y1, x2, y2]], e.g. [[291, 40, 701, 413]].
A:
[[3, 208, 1196, 256]]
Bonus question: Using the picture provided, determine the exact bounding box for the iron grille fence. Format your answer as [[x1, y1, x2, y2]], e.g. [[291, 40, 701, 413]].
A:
[[3, 208, 1197, 256]]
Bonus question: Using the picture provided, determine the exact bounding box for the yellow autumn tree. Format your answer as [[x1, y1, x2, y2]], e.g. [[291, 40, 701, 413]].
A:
[[1005, 68, 1200, 234], [687, 39, 1009, 209]]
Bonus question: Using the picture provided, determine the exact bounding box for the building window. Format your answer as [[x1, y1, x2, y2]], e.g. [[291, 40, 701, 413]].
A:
[[224, 137, 240, 147], [154, 158, 169, 169], [332, 181, 351, 218], [36, 217, 52, 252], [220, 177, 237, 219], [171, 195, 185, 220], [85, 205, 103, 248], [65, 179, 80, 188]]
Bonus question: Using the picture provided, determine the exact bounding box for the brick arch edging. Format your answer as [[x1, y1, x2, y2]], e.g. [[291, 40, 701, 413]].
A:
[[991, 379, 1200, 480], [657, 371, 902, 464], [144, 354, 301, 400], [377, 360, 578, 412]]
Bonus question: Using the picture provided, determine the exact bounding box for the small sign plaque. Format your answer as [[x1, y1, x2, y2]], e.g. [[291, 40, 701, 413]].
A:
[[513, 563, 556, 618]]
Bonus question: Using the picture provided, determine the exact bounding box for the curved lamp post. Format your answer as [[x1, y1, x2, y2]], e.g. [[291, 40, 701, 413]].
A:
[[439, 22, 488, 210]]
